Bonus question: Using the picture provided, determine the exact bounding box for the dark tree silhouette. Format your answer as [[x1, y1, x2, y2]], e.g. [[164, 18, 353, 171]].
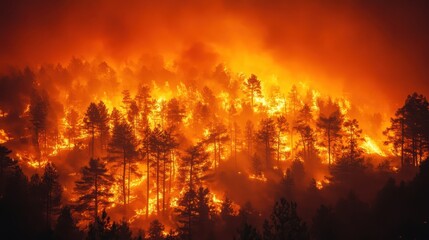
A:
[[317, 110, 342, 165], [148, 219, 165, 240], [384, 93, 429, 167], [311, 205, 337, 240], [30, 90, 49, 163], [109, 121, 137, 213], [276, 115, 289, 167], [84, 102, 100, 158], [256, 118, 277, 169], [243, 74, 262, 111], [0, 145, 17, 192], [97, 101, 110, 153], [205, 121, 229, 171], [41, 162, 62, 229], [75, 158, 114, 221], [54, 206, 83, 240], [179, 142, 210, 190], [262, 198, 308, 240], [65, 109, 80, 149], [167, 98, 185, 129], [135, 84, 153, 129], [245, 120, 255, 157], [175, 186, 214, 240]]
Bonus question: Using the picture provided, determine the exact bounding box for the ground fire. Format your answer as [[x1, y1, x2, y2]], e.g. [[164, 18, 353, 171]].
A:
[[1, 1, 428, 239]]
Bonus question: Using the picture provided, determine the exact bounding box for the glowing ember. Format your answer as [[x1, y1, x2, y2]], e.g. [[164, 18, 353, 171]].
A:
[[248, 173, 267, 182]]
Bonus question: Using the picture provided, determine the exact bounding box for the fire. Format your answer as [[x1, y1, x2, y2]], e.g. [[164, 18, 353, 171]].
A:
[[316, 180, 323, 190], [0, 129, 10, 144], [248, 173, 267, 182], [361, 136, 387, 157]]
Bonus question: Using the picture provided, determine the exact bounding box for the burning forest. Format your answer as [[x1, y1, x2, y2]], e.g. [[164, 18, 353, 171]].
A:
[[0, 1, 429, 240]]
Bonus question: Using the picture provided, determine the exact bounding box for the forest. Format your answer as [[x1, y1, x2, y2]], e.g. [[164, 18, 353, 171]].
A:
[[0, 59, 428, 240], [1, 1, 429, 239]]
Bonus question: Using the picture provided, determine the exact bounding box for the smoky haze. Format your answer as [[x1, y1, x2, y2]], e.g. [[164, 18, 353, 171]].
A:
[[1, 0, 428, 110]]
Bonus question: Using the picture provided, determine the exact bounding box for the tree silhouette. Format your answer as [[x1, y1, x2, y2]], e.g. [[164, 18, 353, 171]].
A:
[[243, 74, 262, 111], [179, 142, 210, 190], [30, 90, 48, 163], [276, 115, 289, 167], [317, 110, 342, 165], [65, 109, 79, 149], [0, 145, 17, 192], [263, 198, 308, 240], [148, 219, 165, 240], [75, 158, 114, 221], [384, 93, 429, 167], [245, 120, 255, 157], [135, 84, 153, 129], [205, 121, 229, 171], [175, 186, 214, 240], [84, 102, 100, 159], [108, 121, 137, 213], [54, 206, 82, 240], [288, 85, 302, 159], [311, 205, 337, 240], [97, 101, 110, 153], [167, 98, 185, 129], [41, 162, 62, 229], [295, 105, 316, 161], [256, 118, 277, 169]]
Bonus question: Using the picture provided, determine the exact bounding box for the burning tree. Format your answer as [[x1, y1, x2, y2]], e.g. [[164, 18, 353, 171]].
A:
[[30, 90, 49, 163], [276, 115, 289, 166], [108, 121, 137, 212], [384, 93, 429, 168], [179, 142, 211, 190], [317, 110, 343, 165], [256, 118, 277, 169], [205, 121, 229, 171], [243, 74, 262, 111], [84, 102, 101, 159], [75, 158, 114, 221]]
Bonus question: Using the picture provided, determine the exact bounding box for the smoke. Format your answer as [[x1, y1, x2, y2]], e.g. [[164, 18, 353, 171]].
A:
[[1, 0, 429, 126]]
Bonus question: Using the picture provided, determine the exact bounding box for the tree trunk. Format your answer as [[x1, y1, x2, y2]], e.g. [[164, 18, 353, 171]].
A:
[[146, 145, 150, 219], [95, 173, 98, 221], [123, 148, 127, 217], [401, 119, 404, 168], [156, 151, 160, 215]]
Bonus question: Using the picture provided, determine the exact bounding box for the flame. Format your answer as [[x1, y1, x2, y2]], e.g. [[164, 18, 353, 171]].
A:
[[361, 136, 387, 157], [0, 129, 10, 144], [248, 173, 267, 182]]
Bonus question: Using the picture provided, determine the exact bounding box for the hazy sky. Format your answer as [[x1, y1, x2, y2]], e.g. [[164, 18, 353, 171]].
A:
[[1, 0, 428, 110]]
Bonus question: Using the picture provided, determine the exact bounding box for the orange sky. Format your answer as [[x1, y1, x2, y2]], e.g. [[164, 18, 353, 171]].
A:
[[1, 0, 428, 112]]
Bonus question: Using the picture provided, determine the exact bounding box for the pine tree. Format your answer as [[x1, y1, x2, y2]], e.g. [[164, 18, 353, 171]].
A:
[[84, 102, 100, 158], [54, 206, 82, 240], [108, 121, 137, 214], [42, 162, 62, 229], [75, 158, 114, 221], [263, 198, 309, 240], [148, 219, 165, 240], [97, 101, 110, 153], [243, 74, 262, 111], [317, 110, 343, 165], [0, 145, 17, 192], [276, 115, 289, 167], [256, 118, 277, 169], [179, 142, 210, 190], [30, 90, 48, 163]]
